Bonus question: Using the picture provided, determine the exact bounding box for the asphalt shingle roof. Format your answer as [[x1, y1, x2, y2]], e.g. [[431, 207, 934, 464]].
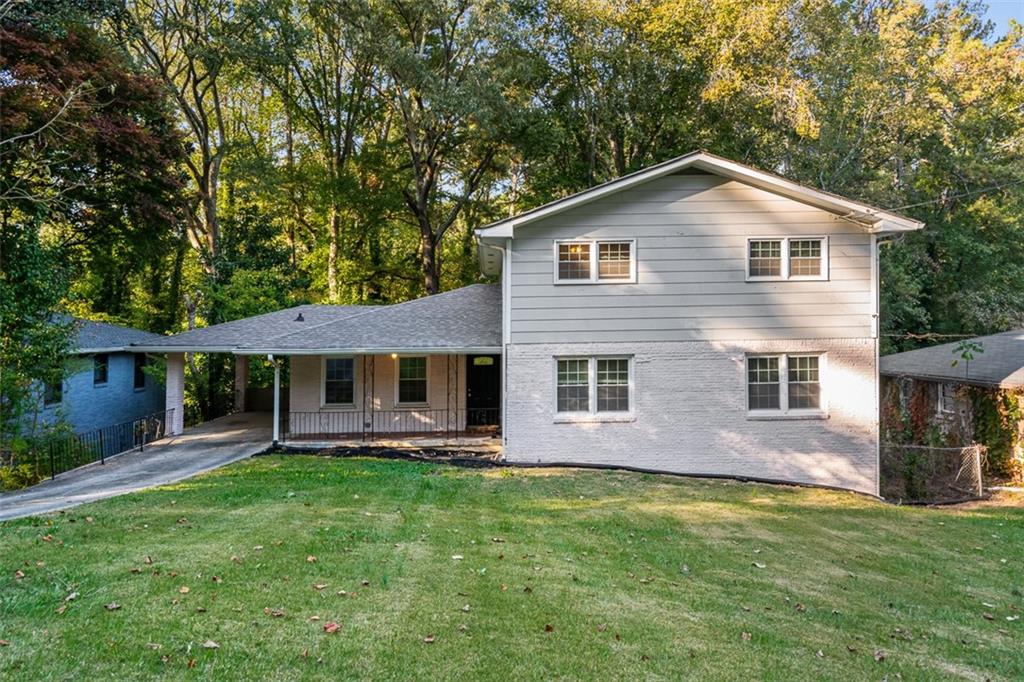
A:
[[132, 284, 501, 354], [134, 305, 375, 351], [70, 318, 161, 353], [880, 329, 1024, 388]]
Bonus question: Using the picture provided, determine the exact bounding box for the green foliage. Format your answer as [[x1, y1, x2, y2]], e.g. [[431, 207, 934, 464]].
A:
[[971, 388, 1024, 480], [0, 464, 42, 491]]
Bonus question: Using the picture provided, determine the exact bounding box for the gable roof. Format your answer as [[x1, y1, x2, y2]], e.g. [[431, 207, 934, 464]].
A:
[[880, 329, 1024, 389], [130, 285, 501, 355], [476, 151, 924, 243], [68, 317, 161, 354]]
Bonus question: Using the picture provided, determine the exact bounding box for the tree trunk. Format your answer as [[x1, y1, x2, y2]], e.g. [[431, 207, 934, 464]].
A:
[[421, 231, 439, 295], [328, 202, 340, 302]]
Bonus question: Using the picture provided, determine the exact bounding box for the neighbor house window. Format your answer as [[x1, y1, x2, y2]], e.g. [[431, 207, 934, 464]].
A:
[[555, 240, 635, 283], [747, 237, 828, 281], [747, 354, 824, 415], [397, 356, 428, 404], [556, 357, 632, 415], [324, 357, 355, 405], [133, 354, 147, 390], [43, 379, 62, 406], [93, 353, 108, 386], [937, 383, 956, 415]]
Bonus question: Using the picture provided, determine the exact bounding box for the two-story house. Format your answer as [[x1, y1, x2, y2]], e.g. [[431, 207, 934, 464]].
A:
[[137, 152, 923, 495]]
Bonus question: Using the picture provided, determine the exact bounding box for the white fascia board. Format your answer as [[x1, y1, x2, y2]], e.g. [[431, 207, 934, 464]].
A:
[[128, 345, 241, 354], [234, 346, 503, 356], [73, 346, 130, 355]]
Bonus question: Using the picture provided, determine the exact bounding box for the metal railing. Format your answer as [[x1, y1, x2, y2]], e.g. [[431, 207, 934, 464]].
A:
[[282, 408, 500, 442], [2, 409, 175, 482]]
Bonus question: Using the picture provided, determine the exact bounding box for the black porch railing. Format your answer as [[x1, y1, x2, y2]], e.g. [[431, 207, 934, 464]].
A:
[[282, 408, 500, 442], [1, 409, 175, 483]]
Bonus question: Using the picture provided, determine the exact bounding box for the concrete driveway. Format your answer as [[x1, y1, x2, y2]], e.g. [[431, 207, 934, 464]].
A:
[[0, 412, 272, 521]]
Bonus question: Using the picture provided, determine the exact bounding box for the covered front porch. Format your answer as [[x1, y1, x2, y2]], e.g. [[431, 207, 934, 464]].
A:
[[274, 352, 501, 445]]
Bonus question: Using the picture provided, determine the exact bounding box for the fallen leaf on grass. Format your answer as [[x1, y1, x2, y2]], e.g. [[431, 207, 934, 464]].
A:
[[423, 635, 435, 643], [42, 535, 53, 542], [597, 624, 608, 632], [56, 605, 67, 615], [179, 586, 190, 594], [177, 518, 188, 525], [461, 604, 470, 612], [266, 608, 285, 618], [795, 603, 806, 613], [196, 607, 207, 613], [85, 517, 93, 523], [983, 613, 995, 621], [458, 624, 468, 632], [451, 555, 463, 561], [1008, 615, 1020, 622], [105, 602, 121, 611], [306, 556, 317, 563], [361, 580, 370, 586], [523, 586, 532, 594], [230, 556, 241, 563], [0, 640, 9, 646], [741, 632, 751, 641], [313, 584, 328, 591], [147, 643, 162, 650], [14, 570, 25, 579], [202, 640, 219, 649], [491, 537, 505, 543], [752, 562, 766, 569], [544, 624, 554, 633], [874, 649, 886, 662], [65, 592, 78, 602], [323, 622, 341, 633], [144, 556, 153, 565], [212, 576, 223, 584]]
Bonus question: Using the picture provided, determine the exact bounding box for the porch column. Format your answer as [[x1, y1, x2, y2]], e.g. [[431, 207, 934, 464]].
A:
[[166, 352, 185, 435], [234, 355, 249, 413], [272, 356, 280, 446]]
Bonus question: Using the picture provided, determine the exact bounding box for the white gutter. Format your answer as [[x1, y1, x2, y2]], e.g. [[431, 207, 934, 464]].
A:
[[234, 346, 503, 356]]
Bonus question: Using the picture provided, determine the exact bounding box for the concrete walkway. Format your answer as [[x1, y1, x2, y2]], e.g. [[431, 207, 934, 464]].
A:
[[0, 412, 272, 521]]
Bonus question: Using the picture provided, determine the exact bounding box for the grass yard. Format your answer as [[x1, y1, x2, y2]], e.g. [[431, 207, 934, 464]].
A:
[[1, 456, 1022, 680]]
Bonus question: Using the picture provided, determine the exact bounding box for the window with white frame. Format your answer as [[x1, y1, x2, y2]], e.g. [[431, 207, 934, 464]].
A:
[[556, 357, 632, 414], [397, 356, 428, 404], [324, 357, 355, 405], [746, 237, 828, 281], [555, 240, 635, 283], [937, 382, 956, 415], [747, 354, 824, 415]]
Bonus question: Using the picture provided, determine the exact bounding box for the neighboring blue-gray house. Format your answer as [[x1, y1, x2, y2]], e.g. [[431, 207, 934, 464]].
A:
[[32, 319, 165, 434]]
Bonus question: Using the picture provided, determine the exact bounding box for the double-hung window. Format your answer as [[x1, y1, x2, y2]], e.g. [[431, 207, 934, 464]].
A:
[[43, 378, 62, 406], [937, 383, 956, 416], [746, 237, 828, 281], [93, 353, 108, 386], [324, 357, 355, 406], [397, 356, 428, 404], [746, 354, 824, 416], [556, 357, 632, 416], [555, 240, 636, 283]]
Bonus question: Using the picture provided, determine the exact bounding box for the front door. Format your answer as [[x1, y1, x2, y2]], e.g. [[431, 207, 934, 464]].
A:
[[466, 355, 500, 427]]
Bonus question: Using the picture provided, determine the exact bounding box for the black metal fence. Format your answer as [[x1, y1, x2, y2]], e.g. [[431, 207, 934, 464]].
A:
[[282, 408, 500, 442], [2, 409, 175, 482]]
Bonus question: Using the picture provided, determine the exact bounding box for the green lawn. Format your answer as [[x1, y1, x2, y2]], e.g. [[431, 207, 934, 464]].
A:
[[1, 456, 1022, 680]]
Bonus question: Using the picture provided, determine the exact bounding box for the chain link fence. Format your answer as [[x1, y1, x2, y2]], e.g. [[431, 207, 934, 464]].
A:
[[880, 443, 986, 504]]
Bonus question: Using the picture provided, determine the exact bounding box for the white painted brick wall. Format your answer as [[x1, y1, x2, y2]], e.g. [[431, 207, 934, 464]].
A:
[[504, 339, 878, 494], [165, 352, 185, 435]]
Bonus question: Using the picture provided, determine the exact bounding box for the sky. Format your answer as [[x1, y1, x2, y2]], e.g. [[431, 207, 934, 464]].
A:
[[979, 0, 1023, 32]]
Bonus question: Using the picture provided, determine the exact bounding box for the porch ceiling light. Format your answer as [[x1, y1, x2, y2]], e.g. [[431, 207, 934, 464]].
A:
[[390, 353, 398, 359]]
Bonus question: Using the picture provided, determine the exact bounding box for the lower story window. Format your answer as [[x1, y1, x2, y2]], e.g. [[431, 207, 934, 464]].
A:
[[557, 357, 632, 414], [43, 379, 62, 406], [397, 356, 428, 404], [747, 354, 823, 415], [324, 357, 355, 405]]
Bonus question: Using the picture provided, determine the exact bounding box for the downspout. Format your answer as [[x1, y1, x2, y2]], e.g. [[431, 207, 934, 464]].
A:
[[873, 232, 903, 497]]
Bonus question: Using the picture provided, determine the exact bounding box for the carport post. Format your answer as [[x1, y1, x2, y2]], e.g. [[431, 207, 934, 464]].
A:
[[166, 353, 185, 435], [271, 355, 280, 447]]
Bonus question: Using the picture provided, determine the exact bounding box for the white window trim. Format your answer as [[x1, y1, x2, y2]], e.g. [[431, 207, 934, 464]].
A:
[[937, 382, 956, 416], [394, 355, 430, 407], [745, 353, 828, 420], [553, 355, 635, 423], [321, 355, 358, 409], [745, 236, 829, 282], [553, 239, 637, 284]]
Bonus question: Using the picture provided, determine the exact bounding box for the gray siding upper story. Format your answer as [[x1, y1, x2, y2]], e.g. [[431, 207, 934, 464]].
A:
[[508, 172, 874, 344]]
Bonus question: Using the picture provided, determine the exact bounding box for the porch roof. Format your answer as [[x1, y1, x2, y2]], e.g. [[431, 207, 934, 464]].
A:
[[130, 284, 501, 355]]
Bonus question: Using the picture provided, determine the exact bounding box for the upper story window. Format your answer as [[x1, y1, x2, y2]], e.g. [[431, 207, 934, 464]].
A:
[[133, 354, 148, 390], [746, 237, 828, 281], [93, 353, 108, 386], [747, 354, 824, 416], [555, 240, 636, 283], [397, 356, 428, 404], [324, 357, 355, 405]]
